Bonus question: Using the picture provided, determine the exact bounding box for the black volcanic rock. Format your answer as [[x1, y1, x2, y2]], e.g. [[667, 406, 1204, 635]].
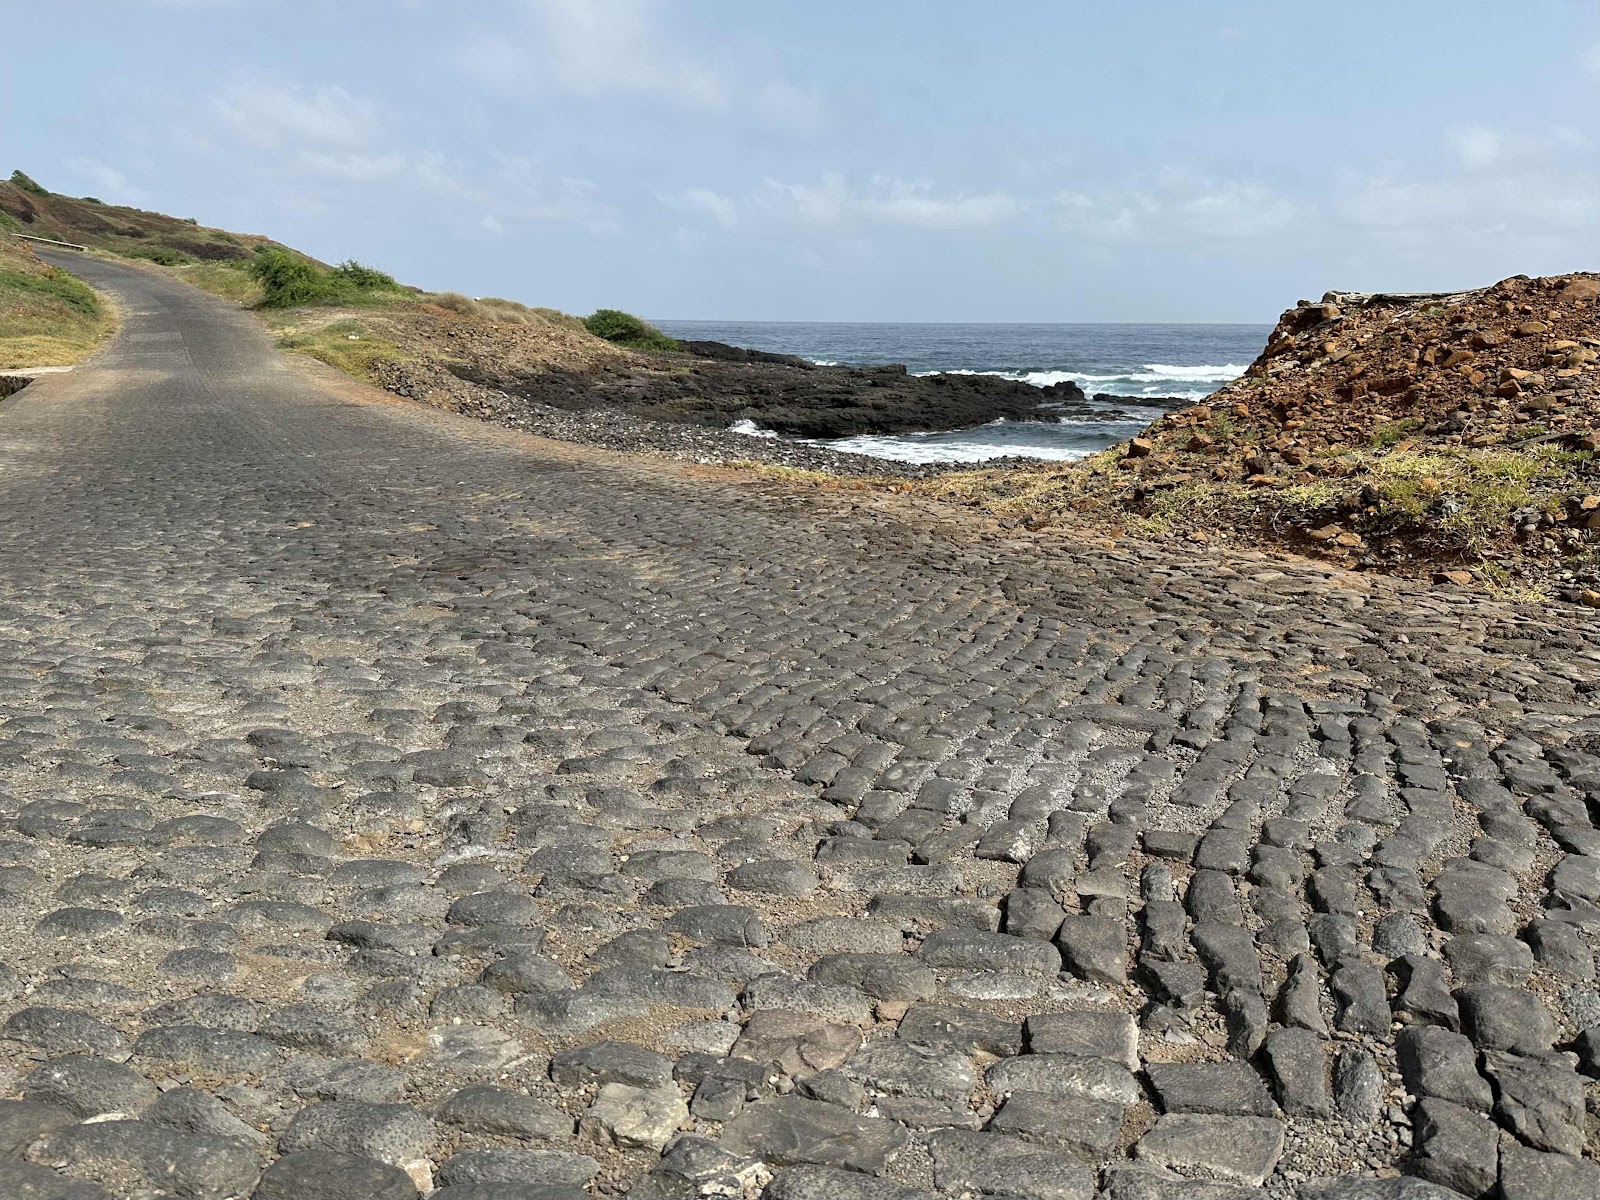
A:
[[680, 340, 815, 370], [447, 345, 1087, 440], [1090, 392, 1191, 409]]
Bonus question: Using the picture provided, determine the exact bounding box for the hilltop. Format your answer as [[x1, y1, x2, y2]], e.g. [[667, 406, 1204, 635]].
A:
[[0, 170, 282, 263]]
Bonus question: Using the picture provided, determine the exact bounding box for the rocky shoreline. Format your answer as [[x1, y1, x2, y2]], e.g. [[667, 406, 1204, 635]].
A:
[[369, 334, 1192, 478], [445, 339, 1101, 439], [371, 356, 1118, 479]]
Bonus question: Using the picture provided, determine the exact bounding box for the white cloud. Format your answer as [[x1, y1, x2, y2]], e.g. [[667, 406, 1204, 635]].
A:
[[662, 187, 738, 226], [752, 79, 825, 132], [758, 174, 1023, 229], [292, 150, 409, 184], [462, 0, 722, 106], [191, 75, 616, 232], [1173, 181, 1300, 239], [1552, 125, 1592, 151], [415, 151, 611, 231], [211, 78, 379, 150], [1053, 175, 1300, 243], [199, 77, 421, 191], [1336, 122, 1597, 261], [1449, 126, 1503, 170], [1045, 154, 1594, 269], [1336, 169, 1597, 242]]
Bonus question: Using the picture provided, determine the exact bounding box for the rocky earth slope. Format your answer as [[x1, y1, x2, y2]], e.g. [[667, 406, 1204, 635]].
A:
[[0, 177, 281, 263], [910, 273, 1600, 598]]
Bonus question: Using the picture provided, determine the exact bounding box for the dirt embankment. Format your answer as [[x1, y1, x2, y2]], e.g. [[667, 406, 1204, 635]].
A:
[[905, 273, 1600, 599]]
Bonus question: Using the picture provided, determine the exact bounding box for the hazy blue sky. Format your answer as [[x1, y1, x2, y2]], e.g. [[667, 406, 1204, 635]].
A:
[[6, 0, 1597, 321]]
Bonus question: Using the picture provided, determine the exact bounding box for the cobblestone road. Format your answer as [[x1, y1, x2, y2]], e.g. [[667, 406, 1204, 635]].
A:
[[0, 254, 1596, 1199]]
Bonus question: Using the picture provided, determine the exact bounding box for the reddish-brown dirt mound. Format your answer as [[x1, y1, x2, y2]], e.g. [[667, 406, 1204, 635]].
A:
[[912, 274, 1599, 600]]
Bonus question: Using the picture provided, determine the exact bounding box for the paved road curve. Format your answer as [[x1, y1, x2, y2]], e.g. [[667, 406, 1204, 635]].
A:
[[0, 253, 1596, 1198]]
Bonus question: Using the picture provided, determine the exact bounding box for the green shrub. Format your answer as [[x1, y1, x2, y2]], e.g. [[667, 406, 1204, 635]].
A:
[[249, 247, 351, 308], [8, 170, 47, 196], [332, 259, 397, 290], [249, 249, 399, 308], [82, 196, 104, 205], [0, 210, 22, 234], [116, 244, 195, 266], [582, 308, 681, 351]]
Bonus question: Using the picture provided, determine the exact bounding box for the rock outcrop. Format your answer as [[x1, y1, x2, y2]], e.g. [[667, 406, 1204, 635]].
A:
[[446, 352, 1088, 440], [923, 273, 1598, 595]]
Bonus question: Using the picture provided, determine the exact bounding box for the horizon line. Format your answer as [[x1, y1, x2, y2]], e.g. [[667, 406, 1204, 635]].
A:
[[650, 317, 1276, 327]]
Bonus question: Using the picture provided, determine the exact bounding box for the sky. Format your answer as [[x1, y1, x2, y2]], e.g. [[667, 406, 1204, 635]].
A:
[[4, 0, 1597, 322]]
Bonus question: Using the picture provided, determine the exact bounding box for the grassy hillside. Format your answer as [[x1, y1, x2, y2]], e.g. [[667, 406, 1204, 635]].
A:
[[0, 168, 672, 384], [0, 234, 114, 368]]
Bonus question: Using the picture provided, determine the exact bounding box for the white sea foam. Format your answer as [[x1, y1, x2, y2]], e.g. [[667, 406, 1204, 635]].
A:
[[823, 432, 1099, 465], [912, 363, 1246, 394], [1139, 362, 1249, 380], [812, 416, 1153, 465], [728, 418, 779, 439]]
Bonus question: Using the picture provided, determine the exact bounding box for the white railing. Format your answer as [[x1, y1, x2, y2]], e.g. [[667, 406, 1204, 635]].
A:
[[8, 232, 87, 251]]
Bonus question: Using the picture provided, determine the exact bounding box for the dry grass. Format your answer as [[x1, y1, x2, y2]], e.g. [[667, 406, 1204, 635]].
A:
[[898, 441, 1599, 580], [427, 293, 590, 332], [729, 461, 885, 489], [269, 312, 412, 382], [171, 260, 265, 306], [427, 291, 481, 317], [0, 236, 114, 368]]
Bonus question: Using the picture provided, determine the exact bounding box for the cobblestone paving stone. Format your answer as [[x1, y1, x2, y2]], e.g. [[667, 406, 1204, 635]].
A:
[[0, 254, 1595, 1198]]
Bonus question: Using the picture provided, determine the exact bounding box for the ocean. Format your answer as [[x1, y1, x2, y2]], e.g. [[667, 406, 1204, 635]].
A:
[[654, 320, 1273, 463]]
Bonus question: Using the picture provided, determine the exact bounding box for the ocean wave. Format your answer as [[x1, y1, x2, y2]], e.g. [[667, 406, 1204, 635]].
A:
[[812, 416, 1151, 465], [1140, 362, 1248, 380], [728, 418, 779, 439], [822, 433, 1098, 465], [912, 364, 1245, 395]]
